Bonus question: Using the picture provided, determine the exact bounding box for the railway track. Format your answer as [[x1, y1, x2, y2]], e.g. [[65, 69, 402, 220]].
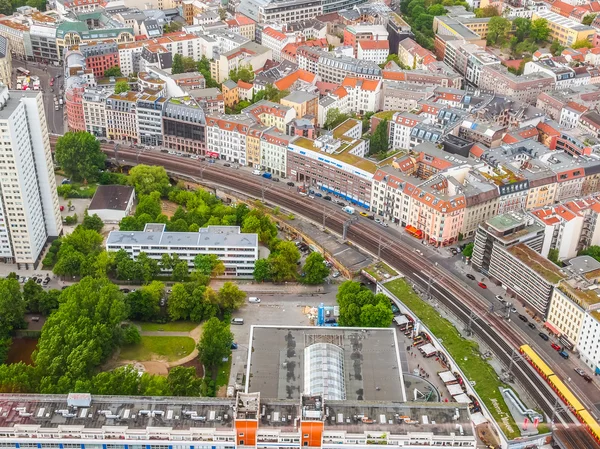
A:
[[50, 140, 582, 431]]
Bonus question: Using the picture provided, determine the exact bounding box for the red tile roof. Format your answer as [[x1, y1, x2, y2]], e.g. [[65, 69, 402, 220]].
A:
[[358, 40, 389, 50], [341, 76, 381, 91], [262, 27, 288, 41], [274, 69, 316, 91]]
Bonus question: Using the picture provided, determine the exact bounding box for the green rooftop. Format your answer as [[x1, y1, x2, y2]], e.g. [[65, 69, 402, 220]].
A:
[[332, 118, 360, 139], [508, 244, 565, 284], [558, 281, 600, 307], [486, 213, 529, 232], [374, 110, 399, 121], [293, 137, 377, 173]]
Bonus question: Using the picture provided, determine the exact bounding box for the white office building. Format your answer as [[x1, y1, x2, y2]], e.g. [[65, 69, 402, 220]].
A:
[[0, 86, 62, 266], [106, 224, 258, 276]]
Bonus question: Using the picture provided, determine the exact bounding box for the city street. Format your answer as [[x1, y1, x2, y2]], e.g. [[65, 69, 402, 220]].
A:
[[11, 59, 64, 135]]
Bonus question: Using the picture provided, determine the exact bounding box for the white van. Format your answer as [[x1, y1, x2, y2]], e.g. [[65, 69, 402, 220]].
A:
[[231, 318, 245, 325], [248, 297, 261, 303], [252, 169, 261, 175]]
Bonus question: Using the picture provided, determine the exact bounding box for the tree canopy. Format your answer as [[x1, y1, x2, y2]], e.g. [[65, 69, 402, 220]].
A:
[[336, 281, 393, 327], [197, 317, 233, 378], [34, 277, 128, 393], [114, 81, 130, 94], [104, 66, 122, 77], [55, 132, 106, 183], [229, 65, 254, 83], [369, 119, 389, 155], [487, 16, 511, 46], [128, 165, 171, 196], [302, 252, 330, 284]]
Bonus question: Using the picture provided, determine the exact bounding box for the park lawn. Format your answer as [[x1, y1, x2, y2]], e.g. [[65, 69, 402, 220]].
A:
[[138, 321, 198, 332], [215, 357, 232, 389], [385, 278, 520, 440], [119, 336, 196, 362]]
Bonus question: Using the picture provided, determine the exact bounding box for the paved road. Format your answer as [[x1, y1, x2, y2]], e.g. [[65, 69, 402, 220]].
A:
[[11, 59, 64, 135], [91, 146, 592, 428]]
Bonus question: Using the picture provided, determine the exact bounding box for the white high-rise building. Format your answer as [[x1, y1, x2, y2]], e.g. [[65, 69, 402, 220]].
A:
[[0, 86, 62, 266]]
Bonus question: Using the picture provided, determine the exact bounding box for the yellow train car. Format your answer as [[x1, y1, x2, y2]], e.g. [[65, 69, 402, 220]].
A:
[[519, 345, 554, 379], [580, 410, 600, 442], [548, 375, 585, 413]]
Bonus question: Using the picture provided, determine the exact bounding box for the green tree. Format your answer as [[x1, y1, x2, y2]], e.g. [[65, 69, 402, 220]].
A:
[[0, 0, 12, 15], [360, 300, 394, 327], [197, 56, 219, 88], [23, 278, 45, 313], [530, 18, 550, 42], [302, 252, 329, 285], [90, 365, 141, 395], [0, 278, 26, 336], [229, 65, 254, 83], [172, 54, 185, 75], [122, 324, 142, 344], [136, 192, 162, 218], [324, 108, 350, 130], [253, 258, 271, 282], [269, 241, 300, 282], [579, 245, 600, 262], [55, 131, 106, 183], [160, 253, 174, 272], [104, 66, 122, 77], [38, 289, 61, 316], [216, 282, 246, 312], [34, 277, 128, 393], [487, 16, 511, 46], [119, 216, 141, 231], [513, 18, 531, 42], [193, 254, 225, 276], [197, 317, 233, 378], [583, 14, 597, 26], [462, 242, 474, 258], [128, 165, 171, 196], [167, 366, 202, 396], [218, 6, 227, 20], [550, 40, 565, 56], [164, 21, 182, 33], [548, 248, 561, 266], [172, 260, 189, 282], [114, 81, 130, 94], [81, 212, 104, 232], [167, 283, 192, 321], [572, 39, 593, 49], [126, 284, 162, 321], [138, 252, 160, 283], [369, 119, 389, 154], [474, 5, 498, 17]]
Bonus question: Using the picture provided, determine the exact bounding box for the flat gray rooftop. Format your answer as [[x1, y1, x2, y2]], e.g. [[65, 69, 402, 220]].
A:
[[247, 326, 405, 403], [106, 225, 258, 248], [0, 395, 234, 430]]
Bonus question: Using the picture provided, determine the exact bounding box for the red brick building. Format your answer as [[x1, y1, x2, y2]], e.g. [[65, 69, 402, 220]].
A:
[[80, 41, 120, 78]]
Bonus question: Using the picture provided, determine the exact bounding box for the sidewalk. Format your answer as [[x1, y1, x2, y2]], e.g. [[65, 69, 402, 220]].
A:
[[209, 280, 331, 295]]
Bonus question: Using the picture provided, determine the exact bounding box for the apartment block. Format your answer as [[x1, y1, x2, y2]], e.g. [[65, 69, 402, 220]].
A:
[[162, 96, 206, 155], [260, 128, 296, 177], [212, 42, 272, 83], [261, 26, 294, 61], [106, 91, 139, 143], [137, 92, 167, 146], [472, 212, 560, 316], [357, 39, 389, 64], [107, 224, 258, 276], [532, 10, 595, 46], [205, 114, 254, 164], [287, 120, 374, 208], [398, 38, 437, 70], [82, 87, 110, 138], [343, 24, 388, 57], [0, 87, 62, 266], [479, 65, 555, 104]]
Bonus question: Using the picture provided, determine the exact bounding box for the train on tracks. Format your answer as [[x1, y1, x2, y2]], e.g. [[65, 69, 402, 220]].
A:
[[520, 344, 600, 442]]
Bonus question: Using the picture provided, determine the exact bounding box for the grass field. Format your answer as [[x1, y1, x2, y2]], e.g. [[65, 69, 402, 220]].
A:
[[138, 321, 198, 332], [384, 278, 520, 440], [216, 357, 232, 389], [119, 336, 196, 362]]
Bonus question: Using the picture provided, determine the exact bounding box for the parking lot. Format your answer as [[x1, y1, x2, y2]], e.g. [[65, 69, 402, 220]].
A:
[[228, 291, 338, 388]]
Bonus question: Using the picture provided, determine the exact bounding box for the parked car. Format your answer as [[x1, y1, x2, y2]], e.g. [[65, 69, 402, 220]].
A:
[[287, 181, 295, 186], [551, 343, 561, 351], [374, 218, 383, 224], [315, 192, 322, 197], [367, 215, 375, 220], [231, 342, 238, 350], [575, 368, 585, 376], [528, 322, 536, 330], [231, 318, 244, 325], [272, 177, 280, 182], [539, 332, 549, 341], [223, 163, 231, 167], [558, 350, 569, 359], [248, 297, 261, 303], [360, 212, 369, 217], [518, 314, 528, 323], [478, 282, 487, 289], [495, 295, 503, 301], [584, 374, 593, 382], [60, 205, 64, 211], [466, 274, 476, 281], [510, 307, 517, 313]]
